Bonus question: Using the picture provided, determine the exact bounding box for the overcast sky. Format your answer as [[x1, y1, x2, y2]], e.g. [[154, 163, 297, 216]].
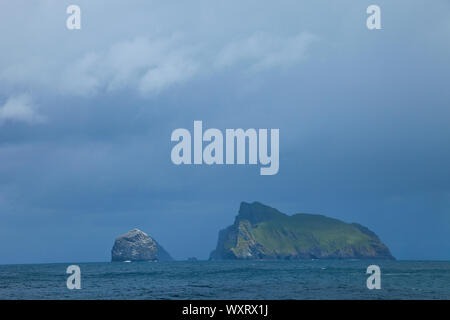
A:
[[1, 0, 450, 263]]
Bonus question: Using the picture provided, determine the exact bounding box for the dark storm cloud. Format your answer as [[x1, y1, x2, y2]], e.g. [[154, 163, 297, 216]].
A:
[[0, 0, 450, 263]]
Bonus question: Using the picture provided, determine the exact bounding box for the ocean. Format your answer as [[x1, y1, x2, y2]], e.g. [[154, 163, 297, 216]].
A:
[[0, 260, 449, 299]]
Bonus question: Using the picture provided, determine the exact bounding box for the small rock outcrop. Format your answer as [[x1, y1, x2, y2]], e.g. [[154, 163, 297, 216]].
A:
[[111, 229, 173, 262]]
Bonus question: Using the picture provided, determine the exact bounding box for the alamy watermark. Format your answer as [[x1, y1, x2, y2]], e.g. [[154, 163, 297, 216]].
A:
[[170, 121, 279, 175], [66, 265, 81, 290], [65, 4, 381, 31], [366, 265, 381, 290]]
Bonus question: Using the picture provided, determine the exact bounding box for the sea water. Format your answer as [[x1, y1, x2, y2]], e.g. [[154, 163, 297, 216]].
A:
[[0, 260, 449, 299]]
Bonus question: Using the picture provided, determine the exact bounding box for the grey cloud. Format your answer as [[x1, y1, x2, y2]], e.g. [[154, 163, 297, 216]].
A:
[[1, 0, 450, 263], [0, 94, 45, 125], [58, 36, 201, 96], [215, 32, 318, 71], [1, 30, 317, 98]]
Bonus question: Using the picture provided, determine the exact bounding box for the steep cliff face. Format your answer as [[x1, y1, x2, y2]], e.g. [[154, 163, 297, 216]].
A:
[[210, 202, 394, 260], [111, 229, 173, 262]]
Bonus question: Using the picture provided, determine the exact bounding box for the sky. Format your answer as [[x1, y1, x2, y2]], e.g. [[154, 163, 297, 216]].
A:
[[0, 0, 450, 264]]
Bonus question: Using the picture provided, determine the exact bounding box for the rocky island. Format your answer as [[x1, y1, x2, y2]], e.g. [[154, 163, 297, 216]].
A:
[[210, 202, 394, 260], [111, 229, 173, 262]]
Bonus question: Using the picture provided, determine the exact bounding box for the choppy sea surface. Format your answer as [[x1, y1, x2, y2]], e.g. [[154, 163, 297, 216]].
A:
[[0, 260, 449, 299]]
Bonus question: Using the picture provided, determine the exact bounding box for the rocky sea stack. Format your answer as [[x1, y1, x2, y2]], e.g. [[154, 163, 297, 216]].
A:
[[210, 202, 394, 260], [111, 229, 173, 262]]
